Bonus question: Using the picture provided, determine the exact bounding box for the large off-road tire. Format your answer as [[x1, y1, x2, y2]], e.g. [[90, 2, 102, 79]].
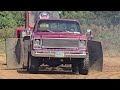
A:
[[15, 39, 21, 64], [27, 53, 39, 74], [79, 58, 89, 75]]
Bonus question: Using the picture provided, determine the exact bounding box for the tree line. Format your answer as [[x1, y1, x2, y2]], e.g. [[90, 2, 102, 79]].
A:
[[0, 11, 120, 29], [61, 11, 120, 28]]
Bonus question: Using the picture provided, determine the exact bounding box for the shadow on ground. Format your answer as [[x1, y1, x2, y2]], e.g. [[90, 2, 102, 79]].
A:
[[17, 70, 74, 75], [16, 66, 76, 75]]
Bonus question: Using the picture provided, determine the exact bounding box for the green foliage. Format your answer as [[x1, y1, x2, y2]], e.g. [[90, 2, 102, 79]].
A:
[[0, 11, 120, 29], [61, 11, 120, 27], [11, 11, 25, 27], [0, 11, 25, 29], [0, 28, 15, 40]]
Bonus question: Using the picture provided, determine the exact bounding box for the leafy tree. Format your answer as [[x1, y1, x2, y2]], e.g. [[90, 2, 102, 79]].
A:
[[0, 11, 25, 29]]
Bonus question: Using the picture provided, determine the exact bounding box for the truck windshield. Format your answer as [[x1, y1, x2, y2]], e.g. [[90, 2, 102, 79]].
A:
[[37, 20, 81, 33]]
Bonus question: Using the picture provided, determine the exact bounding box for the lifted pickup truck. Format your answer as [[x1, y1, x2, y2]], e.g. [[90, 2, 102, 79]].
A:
[[6, 11, 103, 75]]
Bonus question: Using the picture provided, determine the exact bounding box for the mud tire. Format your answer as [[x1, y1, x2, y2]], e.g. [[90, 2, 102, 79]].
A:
[[27, 53, 39, 74], [79, 58, 89, 75]]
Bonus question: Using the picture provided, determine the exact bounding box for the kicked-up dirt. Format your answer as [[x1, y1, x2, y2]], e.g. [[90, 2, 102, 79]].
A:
[[0, 54, 120, 79]]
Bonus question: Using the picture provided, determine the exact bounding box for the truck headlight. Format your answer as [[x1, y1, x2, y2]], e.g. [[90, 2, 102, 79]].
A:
[[79, 40, 86, 49], [34, 40, 40, 45], [33, 39, 41, 48]]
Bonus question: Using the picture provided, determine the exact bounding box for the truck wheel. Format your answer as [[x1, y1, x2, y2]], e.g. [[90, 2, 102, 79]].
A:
[[27, 53, 39, 74], [72, 64, 79, 74], [79, 58, 89, 75]]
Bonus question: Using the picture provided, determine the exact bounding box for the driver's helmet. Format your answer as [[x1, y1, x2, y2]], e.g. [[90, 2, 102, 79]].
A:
[[39, 11, 50, 19]]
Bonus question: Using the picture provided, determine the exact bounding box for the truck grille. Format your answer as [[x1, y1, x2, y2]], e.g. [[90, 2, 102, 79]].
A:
[[41, 38, 79, 48]]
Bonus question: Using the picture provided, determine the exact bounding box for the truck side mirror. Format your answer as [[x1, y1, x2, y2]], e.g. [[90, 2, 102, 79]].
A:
[[86, 29, 91, 35], [86, 29, 93, 40], [25, 28, 31, 36], [26, 28, 30, 32]]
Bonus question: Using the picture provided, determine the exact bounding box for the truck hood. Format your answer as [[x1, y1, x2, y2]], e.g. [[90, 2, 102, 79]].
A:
[[33, 32, 87, 39]]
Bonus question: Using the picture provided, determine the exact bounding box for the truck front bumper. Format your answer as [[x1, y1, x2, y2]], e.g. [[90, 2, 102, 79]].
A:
[[31, 50, 88, 58]]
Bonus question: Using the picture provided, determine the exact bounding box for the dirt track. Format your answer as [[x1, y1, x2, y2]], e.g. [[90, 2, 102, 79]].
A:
[[0, 55, 120, 79]]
